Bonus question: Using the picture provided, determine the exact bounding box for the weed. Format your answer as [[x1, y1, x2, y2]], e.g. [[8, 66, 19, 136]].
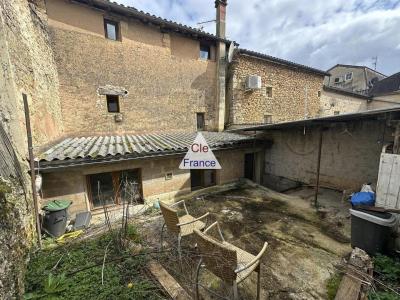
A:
[[326, 272, 343, 300], [24, 229, 164, 299], [373, 254, 400, 283]]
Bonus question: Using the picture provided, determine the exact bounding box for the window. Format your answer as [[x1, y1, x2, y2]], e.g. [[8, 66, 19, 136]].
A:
[[196, 113, 205, 131], [87, 169, 142, 208], [88, 172, 116, 208], [334, 77, 340, 83], [199, 43, 211, 60], [318, 91, 321, 97], [266, 87, 273, 98], [334, 110, 340, 115], [104, 19, 119, 40], [165, 172, 173, 181], [345, 72, 353, 81], [106, 95, 120, 113], [264, 114, 272, 124]]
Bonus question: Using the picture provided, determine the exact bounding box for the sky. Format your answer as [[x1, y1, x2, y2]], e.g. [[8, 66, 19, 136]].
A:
[[116, 0, 400, 75]]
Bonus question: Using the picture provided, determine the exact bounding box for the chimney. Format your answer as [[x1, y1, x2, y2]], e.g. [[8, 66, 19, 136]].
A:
[[215, 0, 227, 131], [215, 0, 227, 38]]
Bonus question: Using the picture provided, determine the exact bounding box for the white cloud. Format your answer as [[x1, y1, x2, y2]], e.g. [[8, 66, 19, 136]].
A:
[[116, 0, 400, 75]]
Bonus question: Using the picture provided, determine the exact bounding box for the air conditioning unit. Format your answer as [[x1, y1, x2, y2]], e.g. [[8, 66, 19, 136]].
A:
[[245, 75, 262, 90]]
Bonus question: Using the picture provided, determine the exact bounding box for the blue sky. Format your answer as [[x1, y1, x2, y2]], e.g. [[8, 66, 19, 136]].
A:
[[116, 0, 400, 75]]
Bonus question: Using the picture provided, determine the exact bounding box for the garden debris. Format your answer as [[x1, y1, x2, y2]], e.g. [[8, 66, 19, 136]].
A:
[[335, 248, 373, 300], [56, 230, 83, 244], [147, 260, 191, 300]]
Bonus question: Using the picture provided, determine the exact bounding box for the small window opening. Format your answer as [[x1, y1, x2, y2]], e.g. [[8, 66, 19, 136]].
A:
[[345, 72, 353, 81], [104, 19, 119, 41], [318, 90, 321, 97], [334, 77, 340, 83], [106, 95, 120, 113], [196, 113, 205, 131], [334, 110, 340, 115], [266, 87, 273, 98], [165, 172, 173, 181], [199, 43, 211, 60], [264, 114, 272, 124]]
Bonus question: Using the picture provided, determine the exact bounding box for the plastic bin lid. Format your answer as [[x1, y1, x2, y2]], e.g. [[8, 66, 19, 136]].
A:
[[350, 209, 397, 227], [43, 200, 72, 211]]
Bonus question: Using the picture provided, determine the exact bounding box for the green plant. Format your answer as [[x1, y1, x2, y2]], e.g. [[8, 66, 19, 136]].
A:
[[24, 231, 162, 299], [368, 291, 400, 300], [24, 273, 68, 299], [326, 272, 343, 300], [373, 254, 400, 283]]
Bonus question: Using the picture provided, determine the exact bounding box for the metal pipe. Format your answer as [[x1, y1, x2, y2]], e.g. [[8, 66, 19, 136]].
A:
[[23, 94, 42, 248], [314, 127, 323, 209]]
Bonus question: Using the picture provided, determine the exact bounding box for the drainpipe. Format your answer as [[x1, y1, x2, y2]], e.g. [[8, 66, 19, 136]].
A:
[[215, 0, 227, 132]]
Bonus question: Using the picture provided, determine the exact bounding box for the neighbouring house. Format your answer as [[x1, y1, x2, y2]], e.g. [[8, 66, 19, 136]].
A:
[[368, 72, 400, 110], [320, 71, 400, 116], [319, 85, 370, 116], [227, 49, 328, 127], [324, 64, 386, 94]]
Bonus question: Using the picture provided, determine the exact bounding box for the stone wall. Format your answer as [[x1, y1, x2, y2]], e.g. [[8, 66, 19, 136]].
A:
[[0, 0, 63, 147], [320, 88, 368, 116], [228, 55, 324, 125], [45, 0, 218, 136], [40, 148, 248, 215], [0, 0, 63, 297], [262, 119, 392, 192]]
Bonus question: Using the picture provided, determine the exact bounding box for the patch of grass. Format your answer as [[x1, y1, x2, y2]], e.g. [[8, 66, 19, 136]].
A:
[[25, 228, 163, 299], [367, 254, 400, 300], [326, 272, 343, 300], [368, 291, 400, 300], [373, 254, 400, 283]]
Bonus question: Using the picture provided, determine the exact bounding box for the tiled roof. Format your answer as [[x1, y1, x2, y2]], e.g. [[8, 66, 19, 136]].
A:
[[37, 132, 254, 164], [237, 49, 330, 76], [74, 0, 235, 45], [369, 72, 400, 97]]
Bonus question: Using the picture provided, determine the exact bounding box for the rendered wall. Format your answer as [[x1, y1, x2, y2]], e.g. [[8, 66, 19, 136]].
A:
[[263, 120, 391, 191], [320, 89, 368, 116], [45, 0, 218, 136]]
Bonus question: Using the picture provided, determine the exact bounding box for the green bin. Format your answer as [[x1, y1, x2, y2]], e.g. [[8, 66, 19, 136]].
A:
[[42, 200, 72, 237]]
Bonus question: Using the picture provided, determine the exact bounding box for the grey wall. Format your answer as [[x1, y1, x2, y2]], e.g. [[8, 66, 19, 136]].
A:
[[262, 119, 391, 191]]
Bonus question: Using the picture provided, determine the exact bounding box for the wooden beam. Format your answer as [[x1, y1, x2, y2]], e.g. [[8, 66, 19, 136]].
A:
[[148, 260, 191, 300], [314, 127, 323, 208]]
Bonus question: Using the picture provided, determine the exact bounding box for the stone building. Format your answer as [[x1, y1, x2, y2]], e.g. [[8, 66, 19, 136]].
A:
[[227, 49, 328, 127], [27, 0, 329, 216], [1, 0, 330, 224]]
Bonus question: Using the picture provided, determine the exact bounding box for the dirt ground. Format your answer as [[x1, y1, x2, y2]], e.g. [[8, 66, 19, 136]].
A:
[[139, 182, 352, 299]]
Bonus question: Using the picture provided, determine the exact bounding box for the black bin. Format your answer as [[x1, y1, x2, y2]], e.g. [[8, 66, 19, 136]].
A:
[[350, 208, 397, 255], [42, 200, 72, 237]]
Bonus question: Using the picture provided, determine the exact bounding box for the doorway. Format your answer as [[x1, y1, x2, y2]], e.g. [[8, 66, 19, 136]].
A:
[[190, 169, 216, 191], [244, 153, 255, 181]]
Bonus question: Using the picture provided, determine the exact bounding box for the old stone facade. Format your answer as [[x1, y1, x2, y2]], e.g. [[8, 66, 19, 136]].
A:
[[228, 54, 324, 126], [46, 0, 218, 136], [0, 0, 62, 297]]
